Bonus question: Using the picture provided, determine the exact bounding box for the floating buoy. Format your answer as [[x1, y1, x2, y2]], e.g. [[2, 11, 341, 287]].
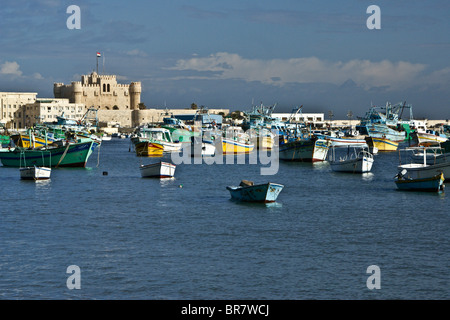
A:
[[103, 171, 108, 176], [179, 184, 183, 188]]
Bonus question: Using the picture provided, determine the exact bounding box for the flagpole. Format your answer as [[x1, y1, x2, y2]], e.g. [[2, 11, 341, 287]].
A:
[[96, 55, 98, 74]]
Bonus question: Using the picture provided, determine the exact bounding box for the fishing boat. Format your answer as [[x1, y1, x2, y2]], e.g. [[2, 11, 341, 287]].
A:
[[20, 166, 52, 180], [226, 180, 284, 203], [410, 130, 448, 146], [131, 127, 182, 152], [222, 126, 254, 154], [0, 138, 96, 167], [394, 171, 444, 192], [279, 134, 331, 162], [134, 141, 164, 157], [140, 161, 176, 178], [329, 147, 374, 173], [365, 136, 398, 152], [397, 146, 450, 182], [356, 102, 415, 142]]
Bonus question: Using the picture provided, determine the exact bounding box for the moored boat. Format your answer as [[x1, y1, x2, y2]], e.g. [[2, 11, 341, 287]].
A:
[[134, 141, 164, 157], [20, 166, 52, 180], [0, 138, 95, 167], [365, 136, 398, 152], [226, 180, 284, 203], [329, 147, 374, 173], [394, 171, 444, 192], [397, 146, 450, 182], [140, 161, 176, 178], [279, 135, 331, 162]]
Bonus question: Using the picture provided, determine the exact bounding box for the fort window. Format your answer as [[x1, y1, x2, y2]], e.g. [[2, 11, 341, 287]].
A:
[[107, 84, 110, 92]]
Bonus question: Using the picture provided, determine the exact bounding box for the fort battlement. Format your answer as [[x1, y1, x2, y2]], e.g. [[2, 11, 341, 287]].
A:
[[54, 72, 142, 110]]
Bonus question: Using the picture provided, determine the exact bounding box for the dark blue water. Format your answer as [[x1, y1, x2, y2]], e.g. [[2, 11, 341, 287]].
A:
[[1, 139, 448, 299]]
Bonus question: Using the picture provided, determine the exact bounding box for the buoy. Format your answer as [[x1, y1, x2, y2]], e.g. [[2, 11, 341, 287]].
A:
[[103, 171, 108, 176], [179, 184, 183, 188]]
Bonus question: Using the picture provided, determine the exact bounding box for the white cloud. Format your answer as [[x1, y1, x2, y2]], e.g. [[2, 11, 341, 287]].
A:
[[0, 61, 23, 76], [168, 52, 428, 90]]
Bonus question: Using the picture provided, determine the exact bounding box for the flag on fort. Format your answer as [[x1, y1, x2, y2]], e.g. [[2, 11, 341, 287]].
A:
[[97, 52, 101, 57]]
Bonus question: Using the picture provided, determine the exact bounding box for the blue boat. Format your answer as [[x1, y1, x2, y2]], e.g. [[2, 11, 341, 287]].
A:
[[394, 171, 445, 192], [356, 102, 415, 142], [226, 180, 284, 203]]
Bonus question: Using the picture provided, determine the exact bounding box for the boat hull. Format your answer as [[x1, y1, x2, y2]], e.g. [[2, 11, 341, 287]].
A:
[[279, 138, 330, 162], [398, 162, 450, 182], [395, 173, 444, 192], [0, 140, 95, 167], [20, 166, 51, 180], [366, 136, 398, 152], [134, 141, 164, 157], [330, 156, 374, 173], [140, 161, 176, 178], [226, 182, 284, 203], [222, 139, 254, 154]]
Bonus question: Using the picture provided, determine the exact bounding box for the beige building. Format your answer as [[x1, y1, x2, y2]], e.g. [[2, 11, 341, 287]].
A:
[[54, 72, 141, 111], [0, 92, 38, 129], [24, 98, 86, 128]]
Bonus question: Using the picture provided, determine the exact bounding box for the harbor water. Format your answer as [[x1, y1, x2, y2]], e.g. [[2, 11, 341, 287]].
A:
[[1, 138, 448, 299]]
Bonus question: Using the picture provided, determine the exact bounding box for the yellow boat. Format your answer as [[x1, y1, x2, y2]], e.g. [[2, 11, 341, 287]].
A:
[[10, 133, 55, 148], [222, 138, 254, 154], [134, 141, 164, 157], [366, 136, 398, 152]]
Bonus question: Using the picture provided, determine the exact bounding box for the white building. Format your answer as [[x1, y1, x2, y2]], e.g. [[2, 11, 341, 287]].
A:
[[24, 98, 86, 127], [271, 112, 325, 126], [0, 92, 38, 129]]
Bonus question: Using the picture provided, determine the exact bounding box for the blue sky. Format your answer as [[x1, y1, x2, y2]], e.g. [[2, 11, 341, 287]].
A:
[[1, 0, 450, 119]]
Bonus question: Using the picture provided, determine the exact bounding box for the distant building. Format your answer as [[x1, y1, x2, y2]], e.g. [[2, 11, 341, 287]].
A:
[[0, 92, 38, 129], [271, 112, 325, 127], [54, 72, 142, 111], [24, 98, 86, 128]]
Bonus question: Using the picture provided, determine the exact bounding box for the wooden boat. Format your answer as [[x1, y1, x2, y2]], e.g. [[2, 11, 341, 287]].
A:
[[397, 147, 450, 182], [221, 126, 254, 154], [131, 127, 182, 152], [411, 130, 448, 146], [134, 141, 164, 157], [279, 136, 331, 162], [222, 138, 254, 154], [20, 166, 51, 180], [0, 138, 95, 167], [140, 161, 176, 178], [365, 136, 398, 152], [10, 132, 57, 148], [329, 147, 374, 173], [226, 180, 284, 203], [394, 171, 444, 192]]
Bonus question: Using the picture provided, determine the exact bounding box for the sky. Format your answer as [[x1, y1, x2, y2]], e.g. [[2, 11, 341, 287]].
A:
[[1, 0, 450, 119]]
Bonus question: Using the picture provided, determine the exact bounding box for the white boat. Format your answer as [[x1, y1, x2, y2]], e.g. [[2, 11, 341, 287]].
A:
[[101, 135, 112, 141], [20, 166, 51, 180], [140, 161, 176, 178], [411, 129, 448, 146], [397, 147, 450, 181], [329, 147, 374, 173], [190, 137, 216, 157]]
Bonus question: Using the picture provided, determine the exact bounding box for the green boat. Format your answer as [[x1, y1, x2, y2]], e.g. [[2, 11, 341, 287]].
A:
[[0, 138, 96, 167]]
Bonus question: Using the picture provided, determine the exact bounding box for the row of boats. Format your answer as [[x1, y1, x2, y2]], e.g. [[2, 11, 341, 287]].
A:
[[3, 103, 450, 196]]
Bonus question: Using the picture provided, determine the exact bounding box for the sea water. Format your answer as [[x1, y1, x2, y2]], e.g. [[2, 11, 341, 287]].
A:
[[0, 139, 448, 299]]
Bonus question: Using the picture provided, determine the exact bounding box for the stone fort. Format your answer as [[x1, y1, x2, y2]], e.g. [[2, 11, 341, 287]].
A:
[[54, 72, 141, 110]]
